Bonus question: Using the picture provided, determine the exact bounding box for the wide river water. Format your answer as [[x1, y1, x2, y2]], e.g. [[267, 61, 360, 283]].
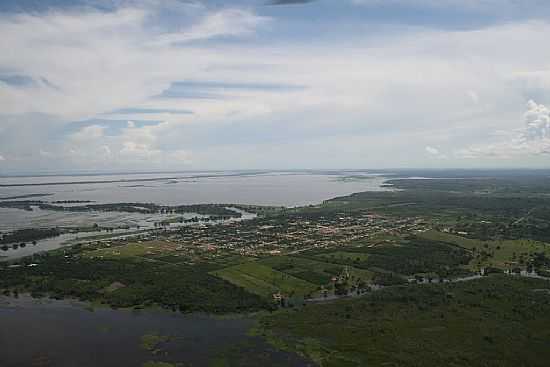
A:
[[0, 171, 390, 230], [0, 170, 389, 207], [0, 295, 310, 367]]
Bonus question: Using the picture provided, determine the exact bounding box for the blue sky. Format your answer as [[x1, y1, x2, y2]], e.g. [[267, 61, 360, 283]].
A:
[[1, 0, 550, 173]]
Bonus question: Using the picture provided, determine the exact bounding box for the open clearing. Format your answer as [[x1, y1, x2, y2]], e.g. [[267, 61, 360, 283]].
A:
[[83, 240, 180, 259], [419, 230, 550, 270], [211, 261, 318, 299], [315, 251, 371, 263], [258, 255, 374, 285]]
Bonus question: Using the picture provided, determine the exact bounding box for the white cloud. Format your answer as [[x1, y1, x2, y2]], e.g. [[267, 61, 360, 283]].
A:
[[0, 5, 271, 120], [350, 0, 536, 12], [425, 146, 448, 160], [41, 120, 193, 168], [70, 125, 105, 142], [100, 145, 112, 157], [166, 149, 192, 164], [120, 141, 156, 157], [425, 146, 439, 155], [0, 154, 5, 161], [39, 149, 54, 158], [153, 8, 270, 45], [2, 2, 550, 170], [467, 90, 479, 105], [455, 100, 550, 159], [524, 100, 550, 140]]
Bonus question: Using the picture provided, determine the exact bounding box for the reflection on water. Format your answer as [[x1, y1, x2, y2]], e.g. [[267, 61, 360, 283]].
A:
[[0, 295, 309, 367]]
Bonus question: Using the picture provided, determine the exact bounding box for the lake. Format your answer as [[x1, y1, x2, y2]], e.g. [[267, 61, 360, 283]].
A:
[[0, 170, 390, 207], [0, 295, 311, 367]]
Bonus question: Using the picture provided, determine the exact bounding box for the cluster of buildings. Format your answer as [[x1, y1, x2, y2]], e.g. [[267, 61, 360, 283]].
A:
[[132, 210, 429, 259]]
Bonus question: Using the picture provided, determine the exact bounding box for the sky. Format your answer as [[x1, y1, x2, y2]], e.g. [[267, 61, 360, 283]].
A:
[[1, 0, 550, 174]]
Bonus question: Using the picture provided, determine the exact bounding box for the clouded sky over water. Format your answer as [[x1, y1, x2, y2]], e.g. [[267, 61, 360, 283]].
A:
[[1, 0, 550, 173]]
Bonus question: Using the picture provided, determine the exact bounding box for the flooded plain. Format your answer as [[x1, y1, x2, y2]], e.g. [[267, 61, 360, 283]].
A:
[[0, 171, 391, 260], [0, 295, 311, 367], [0, 208, 255, 261]]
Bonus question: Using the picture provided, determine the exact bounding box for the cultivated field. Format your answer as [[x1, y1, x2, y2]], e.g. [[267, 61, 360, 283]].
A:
[[211, 261, 319, 298]]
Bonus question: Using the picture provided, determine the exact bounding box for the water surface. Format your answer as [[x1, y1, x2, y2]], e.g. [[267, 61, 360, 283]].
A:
[[0, 295, 310, 367], [0, 171, 389, 207]]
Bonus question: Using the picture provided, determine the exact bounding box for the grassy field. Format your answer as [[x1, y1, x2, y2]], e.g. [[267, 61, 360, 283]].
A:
[[211, 261, 319, 299], [142, 362, 177, 367], [420, 230, 550, 270], [258, 276, 550, 367], [259, 255, 374, 285], [83, 240, 181, 260], [141, 333, 170, 352], [419, 230, 482, 249], [315, 251, 371, 263]]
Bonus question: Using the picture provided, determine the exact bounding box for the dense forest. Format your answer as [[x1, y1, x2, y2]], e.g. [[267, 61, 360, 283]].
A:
[[0, 249, 272, 314]]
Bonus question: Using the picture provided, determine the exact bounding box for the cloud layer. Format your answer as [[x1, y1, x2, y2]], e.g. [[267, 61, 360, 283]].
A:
[[456, 101, 550, 159], [1, 0, 550, 172]]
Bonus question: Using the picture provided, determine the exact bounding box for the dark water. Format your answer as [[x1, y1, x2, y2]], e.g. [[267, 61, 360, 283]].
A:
[[0, 295, 310, 367]]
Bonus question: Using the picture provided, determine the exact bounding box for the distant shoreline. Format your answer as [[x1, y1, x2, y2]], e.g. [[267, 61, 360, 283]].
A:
[[0, 172, 270, 187]]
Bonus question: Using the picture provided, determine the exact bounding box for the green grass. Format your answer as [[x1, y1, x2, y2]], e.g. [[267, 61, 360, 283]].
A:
[[258, 276, 550, 367], [315, 251, 371, 262], [206, 254, 256, 269], [298, 236, 473, 278], [84, 241, 180, 259], [140, 333, 170, 351], [211, 262, 318, 298], [419, 230, 482, 249], [142, 362, 176, 367], [420, 230, 550, 270], [258, 256, 374, 286]]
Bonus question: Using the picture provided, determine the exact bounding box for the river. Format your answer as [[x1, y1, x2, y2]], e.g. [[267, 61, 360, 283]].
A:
[[0, 171, 390, 207]]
